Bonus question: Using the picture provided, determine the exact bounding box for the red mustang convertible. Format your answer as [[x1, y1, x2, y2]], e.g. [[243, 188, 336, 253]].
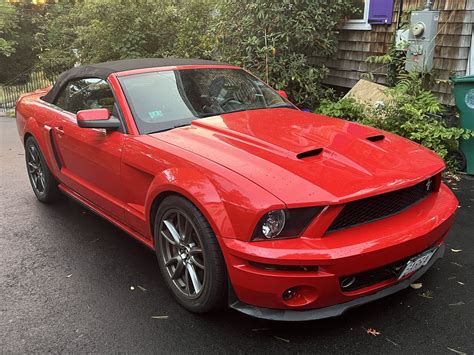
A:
[[16, 58, 458, 321]]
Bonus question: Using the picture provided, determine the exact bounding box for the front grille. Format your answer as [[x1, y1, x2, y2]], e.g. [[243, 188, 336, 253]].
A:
[[327, 178, 434, 232]]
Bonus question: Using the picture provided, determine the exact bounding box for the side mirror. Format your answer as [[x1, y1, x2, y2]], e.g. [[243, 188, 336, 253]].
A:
[[76, 108, 120, 130], [276, 90, 288, 99]]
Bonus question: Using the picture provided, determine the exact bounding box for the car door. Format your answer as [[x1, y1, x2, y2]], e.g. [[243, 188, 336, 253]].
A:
[[50, 78, 125, 219]]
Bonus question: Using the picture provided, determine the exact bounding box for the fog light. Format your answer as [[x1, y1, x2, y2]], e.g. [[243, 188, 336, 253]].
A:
[[281, 286, 319, 307], [282, 288, 296, 300]]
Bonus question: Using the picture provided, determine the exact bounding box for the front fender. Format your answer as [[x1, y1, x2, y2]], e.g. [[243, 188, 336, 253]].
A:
[[144, 163, 284, 243], [145, 167, 233, 240], [122, 135, 285, 246]]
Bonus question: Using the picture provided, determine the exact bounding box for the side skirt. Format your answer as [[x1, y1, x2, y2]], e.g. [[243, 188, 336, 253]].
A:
[[58, 183, 154, 250]]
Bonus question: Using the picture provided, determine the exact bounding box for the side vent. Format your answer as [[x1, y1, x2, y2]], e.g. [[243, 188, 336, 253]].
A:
[[296, 148, 323, 160], [366, 135, 385, 142], [49, 130, 63, 169]]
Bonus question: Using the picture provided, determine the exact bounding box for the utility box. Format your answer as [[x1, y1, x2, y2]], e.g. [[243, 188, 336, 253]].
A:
[[405, 10, 440, 72]]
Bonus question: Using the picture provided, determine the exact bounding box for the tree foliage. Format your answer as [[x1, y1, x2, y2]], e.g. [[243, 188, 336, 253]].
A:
[[0, 2, 19, 58], [34, 0, 78, 79], [36, 0, 216, 75], [212, 0, 356, 108], [174, 0, 215, 59], [0, 2, 51, 83]]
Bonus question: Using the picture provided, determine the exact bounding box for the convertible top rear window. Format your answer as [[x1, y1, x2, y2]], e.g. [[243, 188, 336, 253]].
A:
[[118, 68, 292, 134]]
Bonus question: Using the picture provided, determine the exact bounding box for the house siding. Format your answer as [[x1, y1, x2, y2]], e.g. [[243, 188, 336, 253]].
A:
[[317, 0, 474, 105]]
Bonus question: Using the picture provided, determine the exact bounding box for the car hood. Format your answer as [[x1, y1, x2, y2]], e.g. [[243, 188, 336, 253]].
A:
[[149, 108, 444, 205]]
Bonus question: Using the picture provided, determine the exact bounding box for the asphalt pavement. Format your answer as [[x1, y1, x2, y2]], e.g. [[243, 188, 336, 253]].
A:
[[1, 115, 473, 353]]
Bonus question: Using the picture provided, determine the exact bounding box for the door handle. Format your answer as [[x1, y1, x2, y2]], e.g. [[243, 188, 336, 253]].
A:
[[54, 126, 65, 137]]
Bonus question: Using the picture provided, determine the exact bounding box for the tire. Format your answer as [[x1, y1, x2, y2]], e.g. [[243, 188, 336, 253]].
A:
[[25, 136, 60, 203], [154, 195, 227, 313]]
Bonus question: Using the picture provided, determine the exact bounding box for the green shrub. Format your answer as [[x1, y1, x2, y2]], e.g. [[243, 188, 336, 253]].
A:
[[317, 98, 366, 122], [315, 73, 474, 169]]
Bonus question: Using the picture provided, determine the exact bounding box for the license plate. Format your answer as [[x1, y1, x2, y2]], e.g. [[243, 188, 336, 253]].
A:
[[398, 248, 437, 280]]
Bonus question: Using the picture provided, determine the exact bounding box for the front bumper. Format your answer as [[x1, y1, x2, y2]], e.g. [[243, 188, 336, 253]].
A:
[[222, 183, 458, 319], [229, 243, 445, 321]]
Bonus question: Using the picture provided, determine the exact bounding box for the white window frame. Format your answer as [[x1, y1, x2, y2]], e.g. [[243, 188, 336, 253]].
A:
[[344, 0, 372, 31]]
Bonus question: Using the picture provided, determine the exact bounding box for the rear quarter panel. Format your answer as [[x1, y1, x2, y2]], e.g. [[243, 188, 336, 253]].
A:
[[16, 89, 59, 174]]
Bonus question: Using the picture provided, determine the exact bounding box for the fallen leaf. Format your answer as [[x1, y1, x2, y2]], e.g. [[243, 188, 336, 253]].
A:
[[457, 281, 465, 285], [66, 274, 72, 278], [273, 336, 290, 343], [130, 286, 135, 290], [451, 249, 463, 253], [448, 276, 457, 280], [418, 290, 434, 299], [367, 328, 381, 336], [151, 315, 168, 319], [451, 262, 463, 268], [410, 283, 423, 290], [447, 347, 467, 355], [137, 285, 147, 292], [448, 301, 465, 306]]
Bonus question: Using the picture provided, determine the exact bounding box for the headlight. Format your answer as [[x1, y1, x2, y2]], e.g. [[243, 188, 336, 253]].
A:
[[261, 210, 286, 239], [252, 207, 324, 241]]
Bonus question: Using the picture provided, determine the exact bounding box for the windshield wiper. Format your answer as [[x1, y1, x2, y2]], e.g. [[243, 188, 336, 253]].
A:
[[267, 103, 297, 109], [149, 123, 191, 134]]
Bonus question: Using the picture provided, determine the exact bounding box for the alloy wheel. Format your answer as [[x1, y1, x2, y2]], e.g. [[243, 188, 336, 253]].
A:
[[27, 144, 46, 194], [159, 209, 206, 299]]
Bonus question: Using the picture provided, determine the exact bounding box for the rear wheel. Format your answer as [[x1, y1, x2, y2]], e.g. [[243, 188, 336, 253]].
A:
[[154, 195, 227, 313], [25, 136, 59, 203]]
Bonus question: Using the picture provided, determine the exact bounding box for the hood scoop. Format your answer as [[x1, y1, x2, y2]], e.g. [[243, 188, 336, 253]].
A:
[[296, 148, 323, 160], [366, 134, 385, 142]]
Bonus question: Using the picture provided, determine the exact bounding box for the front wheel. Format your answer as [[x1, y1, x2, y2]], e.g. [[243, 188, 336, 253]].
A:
[[154, 195, 227, 313], [25, 136, 59, 203]]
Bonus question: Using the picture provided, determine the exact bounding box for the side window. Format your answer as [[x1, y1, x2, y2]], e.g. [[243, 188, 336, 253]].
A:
[[54, 78, 115, 114]]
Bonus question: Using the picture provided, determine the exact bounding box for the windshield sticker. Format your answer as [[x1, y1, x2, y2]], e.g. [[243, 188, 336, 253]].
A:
[[148, 110, 164, 120]]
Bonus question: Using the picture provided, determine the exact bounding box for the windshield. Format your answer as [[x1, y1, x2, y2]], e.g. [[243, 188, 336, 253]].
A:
[[118, 68, 294, 134]]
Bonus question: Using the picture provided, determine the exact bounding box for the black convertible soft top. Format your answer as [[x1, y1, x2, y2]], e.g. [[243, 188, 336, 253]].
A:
[[42, 58, 228, 104]]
